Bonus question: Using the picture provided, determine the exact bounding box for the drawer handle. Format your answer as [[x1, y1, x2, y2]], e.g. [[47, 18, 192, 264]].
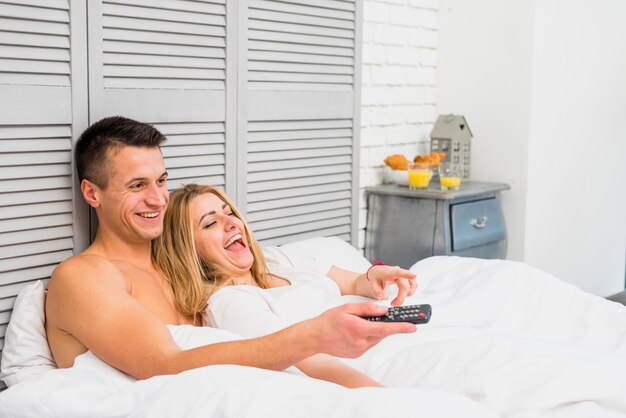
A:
[[470, 216, 488, 229]]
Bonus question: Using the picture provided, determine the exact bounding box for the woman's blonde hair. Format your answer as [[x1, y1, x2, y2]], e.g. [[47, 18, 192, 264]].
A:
[[151, 184, 270, 324]]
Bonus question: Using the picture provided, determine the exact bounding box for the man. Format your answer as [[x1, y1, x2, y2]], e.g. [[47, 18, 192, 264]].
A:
[[45, 116, 416, 380]]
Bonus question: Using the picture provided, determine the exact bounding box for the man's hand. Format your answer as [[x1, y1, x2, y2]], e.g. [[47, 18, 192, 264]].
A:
[[307, 302, 416, 359]]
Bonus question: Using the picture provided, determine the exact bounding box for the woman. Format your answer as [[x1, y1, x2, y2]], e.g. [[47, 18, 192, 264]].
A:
[[152, 184, 417, 388]]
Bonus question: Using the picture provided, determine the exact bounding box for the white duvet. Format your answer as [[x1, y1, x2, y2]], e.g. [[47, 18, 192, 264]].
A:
[[1, 256, 625, 418]]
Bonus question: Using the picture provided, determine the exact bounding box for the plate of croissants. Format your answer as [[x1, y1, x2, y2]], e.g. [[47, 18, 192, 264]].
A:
[[383, 152, 446, 186]]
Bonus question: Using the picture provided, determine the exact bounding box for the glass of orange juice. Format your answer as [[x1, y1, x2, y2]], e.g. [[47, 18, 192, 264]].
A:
[[408, 162, 431, 189], [438, 162, 462, 190]]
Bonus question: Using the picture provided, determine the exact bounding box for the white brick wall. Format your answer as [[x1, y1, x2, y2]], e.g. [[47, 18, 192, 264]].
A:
[[358, 0, 440, 250]]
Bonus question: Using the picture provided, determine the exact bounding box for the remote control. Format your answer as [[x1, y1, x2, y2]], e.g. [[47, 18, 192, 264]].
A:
[[364, 304, 432, 324]]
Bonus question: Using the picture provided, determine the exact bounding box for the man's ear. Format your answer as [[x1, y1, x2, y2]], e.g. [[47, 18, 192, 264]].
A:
[[81, 179, 101, 209]]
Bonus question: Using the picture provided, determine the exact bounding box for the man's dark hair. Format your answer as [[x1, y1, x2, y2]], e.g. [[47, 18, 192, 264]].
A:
[[75, 116, 166, 189]]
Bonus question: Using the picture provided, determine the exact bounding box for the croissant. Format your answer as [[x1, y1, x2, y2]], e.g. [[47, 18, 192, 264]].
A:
[[384, 154, 410, 170], [413, 152, 446, 167]]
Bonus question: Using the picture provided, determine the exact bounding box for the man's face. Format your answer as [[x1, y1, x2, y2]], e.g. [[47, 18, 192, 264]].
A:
[[96, 146, 169, 244]]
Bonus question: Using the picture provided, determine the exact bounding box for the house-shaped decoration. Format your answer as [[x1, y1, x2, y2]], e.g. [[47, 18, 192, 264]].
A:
[[430, 114, 473, 179]]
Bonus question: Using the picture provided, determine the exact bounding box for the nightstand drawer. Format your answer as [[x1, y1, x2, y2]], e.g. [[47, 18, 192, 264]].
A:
[[451, 198, 505, 251]]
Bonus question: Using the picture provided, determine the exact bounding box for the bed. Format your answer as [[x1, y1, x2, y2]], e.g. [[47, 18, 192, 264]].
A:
[[1, 236, 625, 418]]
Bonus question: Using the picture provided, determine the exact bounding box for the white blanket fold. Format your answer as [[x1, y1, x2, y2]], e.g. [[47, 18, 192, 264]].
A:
[[1, 256, 625, 418]]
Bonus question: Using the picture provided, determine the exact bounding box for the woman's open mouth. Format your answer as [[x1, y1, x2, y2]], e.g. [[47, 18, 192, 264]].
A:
[[224, 233, 246, 252]]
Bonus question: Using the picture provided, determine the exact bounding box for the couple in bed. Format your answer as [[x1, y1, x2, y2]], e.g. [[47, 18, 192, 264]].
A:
[[45, 116, 417, 388]]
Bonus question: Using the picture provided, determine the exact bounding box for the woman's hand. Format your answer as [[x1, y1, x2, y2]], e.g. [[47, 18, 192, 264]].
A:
[[327, 265, 418, 306], [360, 264, 417, 306]]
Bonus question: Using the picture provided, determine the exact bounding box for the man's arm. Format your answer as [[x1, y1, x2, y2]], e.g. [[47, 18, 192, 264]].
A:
[[46, 256, 415, 380]]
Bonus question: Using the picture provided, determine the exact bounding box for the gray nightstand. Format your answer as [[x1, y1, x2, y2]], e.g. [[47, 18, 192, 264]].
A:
[[365, 181, 510, 269]]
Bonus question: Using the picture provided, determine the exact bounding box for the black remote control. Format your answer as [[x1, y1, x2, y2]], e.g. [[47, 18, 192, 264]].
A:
[[364, 304, 432, 324]]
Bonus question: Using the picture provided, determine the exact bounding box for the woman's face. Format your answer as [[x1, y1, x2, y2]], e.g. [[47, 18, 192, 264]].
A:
[[191, 192, 254, 278]]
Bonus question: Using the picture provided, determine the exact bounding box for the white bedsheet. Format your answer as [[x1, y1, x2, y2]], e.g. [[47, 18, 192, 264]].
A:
[[1, 256, 625, 418]]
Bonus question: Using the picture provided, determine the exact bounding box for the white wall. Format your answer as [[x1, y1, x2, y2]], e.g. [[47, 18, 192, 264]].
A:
[[437, 0, 535, 262], [359, 0, 440, 249], [525, 0, 626, 296], [437, 0, 626, 295]]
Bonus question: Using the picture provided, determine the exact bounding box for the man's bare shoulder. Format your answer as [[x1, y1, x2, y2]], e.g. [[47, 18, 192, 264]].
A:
[[49, 252, 128, 295]]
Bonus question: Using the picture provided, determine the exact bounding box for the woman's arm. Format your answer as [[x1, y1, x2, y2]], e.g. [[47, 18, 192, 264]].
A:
[[327, 265, 417, 306], [296, 354, 384, 388]]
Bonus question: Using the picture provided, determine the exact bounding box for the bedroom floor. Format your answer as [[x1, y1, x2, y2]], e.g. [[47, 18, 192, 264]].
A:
[[608, 291, 626, 306]]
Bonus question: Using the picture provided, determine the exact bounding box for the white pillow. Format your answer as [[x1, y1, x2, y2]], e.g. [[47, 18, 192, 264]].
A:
[[0, 280, 57, 387], [278, 236, 372, 273]]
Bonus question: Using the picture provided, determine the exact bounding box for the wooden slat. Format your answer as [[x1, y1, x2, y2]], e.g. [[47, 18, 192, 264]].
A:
[[105, 0, 225, 15], [167, 175, 224, 189], [247, 172, 351, 193], [103, 28, 225, 48], [248, 119, 351, 131], [0, 296, 16, 312], [249, 8, 354, 30], [248, 163, 351, 182], [0, 201, 72, 220], [0, 125, 71, 140], [161, 144, 225, 158], [0, 163, 71, 179], [0, 225, 73, 247], [248, 50, 353, 66], [248, 146, 353, 162], [155, 122, 225, 135], [0, 44, 70, 62], [0, 73, 70, 86], [0, 2, 69, 23], [102, 3, 224, 25], [0, 189, 72, 207], [0, 213, 73, 234], [249, 40, 353, 57], [253, 216, 351, 241], [104, 40, 225, 58], [1, 237, 73, 260], [104, 15, 224, 37], [252, 207, 350, 231], [249, 29, 353, 48], [248, 154, 351, 172], [248, 181, 351, 203], [248, 137, 351, 151], [0, 31, 69, 49], [248, 81, 352, 91], [247, 198, 350, 222], [0, 150, 70, 166], [1, 0, 68, 10], [249, 61, 353, 75], [0, 17, 69, 36], [0, 250, 72, 274], [0, 275, 51, 299], [248, 127, 352, 142], [104, 78, 224, 89], [247, 189, 351, 212], [103, 65, 224, 80], [249, 0, 354, 20], [164, 154, 225, 168], [249, 19, 353, 39], [258, 227, 351, 247], [103, 53, 224, 69], [162, 133, 225, 146]]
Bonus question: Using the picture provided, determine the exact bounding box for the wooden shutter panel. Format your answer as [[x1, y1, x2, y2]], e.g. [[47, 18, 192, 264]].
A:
[[245, 0, 361, 246], [0, 0, 82, 366], [91, 0, 231, 190]]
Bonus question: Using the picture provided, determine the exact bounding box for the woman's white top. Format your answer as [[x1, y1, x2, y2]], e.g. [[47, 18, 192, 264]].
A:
[[204, 246, 342, 338]]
